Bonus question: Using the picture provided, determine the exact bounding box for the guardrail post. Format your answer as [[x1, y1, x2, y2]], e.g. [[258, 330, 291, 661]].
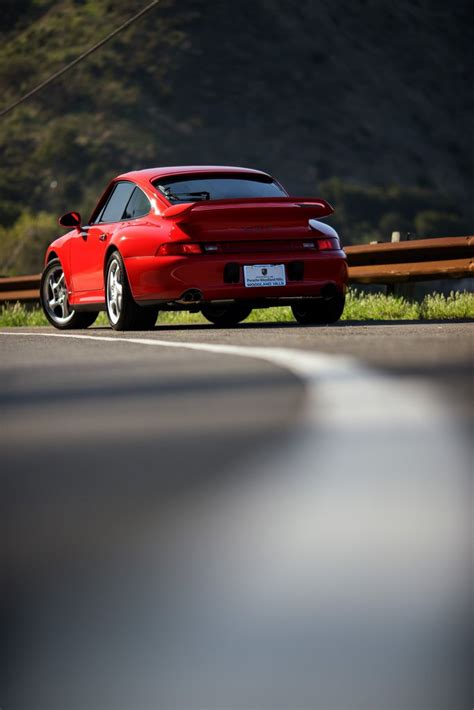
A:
[[394, 282, 415, 301], [390, 231, 416, 299]]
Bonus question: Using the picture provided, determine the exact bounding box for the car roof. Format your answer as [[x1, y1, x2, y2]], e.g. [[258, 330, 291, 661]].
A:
[[116, 165, 273, 190]]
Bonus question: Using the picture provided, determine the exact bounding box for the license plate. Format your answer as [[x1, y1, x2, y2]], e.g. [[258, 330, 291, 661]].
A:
[[243, 264, 286, 288]]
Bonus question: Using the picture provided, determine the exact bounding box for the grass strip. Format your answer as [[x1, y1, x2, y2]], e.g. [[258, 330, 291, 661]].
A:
[[0, 290, 473, 328]]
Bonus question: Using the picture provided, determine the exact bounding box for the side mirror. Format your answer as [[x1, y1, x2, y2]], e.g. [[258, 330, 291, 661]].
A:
[[59, 211, 82, 228]]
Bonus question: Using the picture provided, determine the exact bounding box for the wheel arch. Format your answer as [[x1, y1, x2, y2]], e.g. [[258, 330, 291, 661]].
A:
[[104, 244, 120, 280], [44, 249, 76, 296], [103, 245, 135, 287]]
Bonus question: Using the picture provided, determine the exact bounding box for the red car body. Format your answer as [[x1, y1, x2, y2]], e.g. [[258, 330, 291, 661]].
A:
[[42, 166, 348, 329]]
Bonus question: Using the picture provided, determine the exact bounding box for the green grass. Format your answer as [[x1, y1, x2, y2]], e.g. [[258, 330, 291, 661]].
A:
[[0, 290, 473, 328], [419, 291, 474, 319], [0, 302, 49, 326]]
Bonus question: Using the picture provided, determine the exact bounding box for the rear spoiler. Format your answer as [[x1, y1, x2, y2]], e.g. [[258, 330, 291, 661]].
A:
[[162, 196, 334, 222]]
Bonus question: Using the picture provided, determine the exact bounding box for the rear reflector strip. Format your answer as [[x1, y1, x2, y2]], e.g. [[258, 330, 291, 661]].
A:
[[157, 238, 340, 256], [202, 240, 319, 254]]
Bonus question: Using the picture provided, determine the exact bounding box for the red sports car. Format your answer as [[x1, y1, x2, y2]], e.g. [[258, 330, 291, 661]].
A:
[[40, 165, 348, 330]]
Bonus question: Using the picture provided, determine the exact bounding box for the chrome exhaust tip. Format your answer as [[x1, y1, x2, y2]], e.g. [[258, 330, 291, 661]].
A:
[[176, 288, 203, 305]]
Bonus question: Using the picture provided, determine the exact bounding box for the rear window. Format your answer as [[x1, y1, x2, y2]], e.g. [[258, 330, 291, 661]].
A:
[[153, 173, 287, 203]]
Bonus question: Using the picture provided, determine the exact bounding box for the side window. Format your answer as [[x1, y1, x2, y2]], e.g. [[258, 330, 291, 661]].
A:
[[122, 187, 151, 220], [98, 182, 135, 223]]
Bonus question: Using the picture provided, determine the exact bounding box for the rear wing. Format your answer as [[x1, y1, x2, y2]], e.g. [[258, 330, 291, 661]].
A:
[[162, 197, 334, 223]]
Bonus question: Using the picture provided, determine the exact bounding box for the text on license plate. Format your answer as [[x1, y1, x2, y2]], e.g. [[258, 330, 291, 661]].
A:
[[243, 264, 286, 288]]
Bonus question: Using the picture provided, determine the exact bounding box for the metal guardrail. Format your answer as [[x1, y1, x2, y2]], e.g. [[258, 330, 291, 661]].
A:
[[0, 274, 41, 303], [345, 236, 473, 284], [0, 236, 472, 304]]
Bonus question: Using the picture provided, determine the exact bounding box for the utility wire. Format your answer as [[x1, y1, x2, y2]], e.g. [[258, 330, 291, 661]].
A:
[[0, 0, 161, 119]]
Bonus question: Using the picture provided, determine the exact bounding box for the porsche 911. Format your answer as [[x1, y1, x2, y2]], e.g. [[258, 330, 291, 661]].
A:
[[40, 165, 348, 330]]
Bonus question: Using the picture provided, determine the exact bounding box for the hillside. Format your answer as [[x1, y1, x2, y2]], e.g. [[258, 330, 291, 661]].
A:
[[0, 0, 472, 273]]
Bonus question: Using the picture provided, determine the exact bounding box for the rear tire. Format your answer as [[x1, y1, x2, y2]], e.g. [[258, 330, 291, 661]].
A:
[[292, 294, 345, 325], [105, 251, 158, 330], [41, 258, 98, 329], [201, 303, 252, 327]]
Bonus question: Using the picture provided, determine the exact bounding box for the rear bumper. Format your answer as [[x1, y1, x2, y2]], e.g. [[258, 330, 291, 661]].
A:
[[124, 252, 348, 304]]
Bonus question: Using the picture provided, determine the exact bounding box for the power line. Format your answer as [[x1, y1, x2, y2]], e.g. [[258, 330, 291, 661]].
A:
[[0, 0, 161, 119]]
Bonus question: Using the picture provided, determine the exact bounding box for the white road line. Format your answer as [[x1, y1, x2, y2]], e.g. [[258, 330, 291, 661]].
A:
[[0, 329, 354, 376], [0, 329, 450, 427]]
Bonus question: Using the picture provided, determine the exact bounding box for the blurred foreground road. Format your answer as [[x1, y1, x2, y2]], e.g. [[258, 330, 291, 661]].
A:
[[1, 321, 472, 710]]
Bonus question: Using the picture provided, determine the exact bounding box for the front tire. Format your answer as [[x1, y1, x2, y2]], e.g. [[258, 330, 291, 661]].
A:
[[41, 258, 98, 329], [201, 303, 252, 327], [292, 294, 345, 325], [105, 251, 158, 330]]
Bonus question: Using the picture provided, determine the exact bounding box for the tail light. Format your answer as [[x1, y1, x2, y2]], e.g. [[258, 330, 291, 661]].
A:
[[317, 237, 341, 250], [157, 242, 202, 255]]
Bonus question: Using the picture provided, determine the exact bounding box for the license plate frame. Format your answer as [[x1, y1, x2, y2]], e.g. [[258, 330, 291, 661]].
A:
[[243, 264, 286, 288]]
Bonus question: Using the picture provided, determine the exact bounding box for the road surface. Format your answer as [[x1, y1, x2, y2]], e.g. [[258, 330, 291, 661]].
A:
[[1, 321, 472, 710]]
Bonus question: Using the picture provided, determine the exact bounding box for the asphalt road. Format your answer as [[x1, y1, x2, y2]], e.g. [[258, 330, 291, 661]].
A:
[[1, 321, 472, 710]]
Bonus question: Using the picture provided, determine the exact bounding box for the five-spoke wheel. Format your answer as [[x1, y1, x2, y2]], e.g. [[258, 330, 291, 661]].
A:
[[106, 256, 123, 327], [40, 259, 98, 329], [105, 252, 158, 330]]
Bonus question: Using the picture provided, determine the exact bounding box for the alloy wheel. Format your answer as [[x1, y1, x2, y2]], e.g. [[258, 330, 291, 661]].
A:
[[43, 264, 75, 326], [107, 257, 123, 325]]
